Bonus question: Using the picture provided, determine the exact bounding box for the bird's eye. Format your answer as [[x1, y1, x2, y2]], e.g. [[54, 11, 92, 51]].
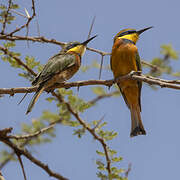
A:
[[66, 43, 80, 50], [118, 30, 136, 37]]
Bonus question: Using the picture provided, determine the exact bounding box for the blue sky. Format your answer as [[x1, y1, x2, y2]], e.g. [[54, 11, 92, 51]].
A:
[[1, 0, 180, 180]]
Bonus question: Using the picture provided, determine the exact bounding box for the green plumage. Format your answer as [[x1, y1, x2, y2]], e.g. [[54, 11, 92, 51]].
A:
[[32, 53, 78, 86], [135, 52, 142, 111]]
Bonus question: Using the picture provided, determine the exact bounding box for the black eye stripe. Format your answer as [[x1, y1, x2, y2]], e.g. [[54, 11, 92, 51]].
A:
[[118, 30, 136, 37], [66, 43, 80, 50]]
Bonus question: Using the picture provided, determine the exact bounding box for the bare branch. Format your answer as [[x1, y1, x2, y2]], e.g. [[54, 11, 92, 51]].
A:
[[141, 60, 163, 73], [6, 0, 36, 36], [16, 153, 27, 180], [1, 72, 180, 96], [0, 35, 65, 46], [8, 123, 55, 140]]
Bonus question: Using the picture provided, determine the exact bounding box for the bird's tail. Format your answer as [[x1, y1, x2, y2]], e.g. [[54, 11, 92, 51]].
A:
[[26, 86, 45, 114], [130, 105, 146, 137]]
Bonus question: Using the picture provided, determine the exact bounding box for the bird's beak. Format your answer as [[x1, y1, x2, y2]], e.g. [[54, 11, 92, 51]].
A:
[[81, 35, 97, 46], [137, 26, 153, 35]]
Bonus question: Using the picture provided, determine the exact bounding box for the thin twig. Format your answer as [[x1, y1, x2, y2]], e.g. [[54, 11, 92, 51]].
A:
[[0, 120, 61, 169], [88, 91, 119, 104], [99, 54, 104, 79], [1, 0, 12, 34], [10, 9, 28, 18], [0, 35, 65, 46], [5, 0, 36, 36], [125, 163, 132, 178], [141, 60, 163, 72], [8, 124, 55, 140], [16, 153, 27, 180], [0, 45, 36, 76], [87, 16, 96, 39]]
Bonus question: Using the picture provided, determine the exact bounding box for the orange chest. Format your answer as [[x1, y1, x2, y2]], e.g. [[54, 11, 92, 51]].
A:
[[111, 40, 138, 78]]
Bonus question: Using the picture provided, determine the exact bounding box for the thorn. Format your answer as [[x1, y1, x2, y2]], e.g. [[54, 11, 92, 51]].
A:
[[87, 16, 96, 39], [18, 93, 28, 105], [93, 114, 106, 131], [99, 55, 104, 80], [24, 8, 30, 19], [108, 85, 112, 91], [77, 86, 80, 92], [36, 16, 40, 37]]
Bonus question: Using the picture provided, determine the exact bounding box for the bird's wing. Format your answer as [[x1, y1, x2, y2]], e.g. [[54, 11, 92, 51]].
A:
[[32, 53, 77, 85], [135, 51, 142, 111]]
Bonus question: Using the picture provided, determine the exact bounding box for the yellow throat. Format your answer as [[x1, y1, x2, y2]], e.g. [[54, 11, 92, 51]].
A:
[[117, 33, 139, 44], [67, 45, 86, 56]]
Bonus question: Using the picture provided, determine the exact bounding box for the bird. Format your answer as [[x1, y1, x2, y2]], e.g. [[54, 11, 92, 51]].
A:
[[26, 35, 97, 114], [110, 26, 153, 137]]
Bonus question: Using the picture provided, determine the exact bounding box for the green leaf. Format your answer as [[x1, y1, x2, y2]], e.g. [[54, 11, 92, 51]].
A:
[[11, 3, 19, 9], [112, 157, 123, 163], [0, 150, 16, 162], [91, 86, 106, 95], [41, 111, 60, 123], [96, 150, 105, 157], [171, 72, 180, 77], [161, 44, 178, 60], [96, 172, 108, 180], [96, 160, 105, 171], [0, 5, 6, 10], [3, 41, 16, 48], [108, 149, 117, 157], [73, 128, 86, 138], [25, 55, 40, 70]]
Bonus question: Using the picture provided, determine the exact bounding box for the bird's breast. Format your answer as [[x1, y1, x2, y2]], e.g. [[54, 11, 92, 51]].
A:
[[47, 54, 81, 86], [57, 64, 80, 82], [111, 39, 138, 78]]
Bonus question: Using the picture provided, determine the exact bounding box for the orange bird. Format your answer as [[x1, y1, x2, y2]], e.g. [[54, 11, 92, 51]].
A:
[[110, 27, 152, 137]]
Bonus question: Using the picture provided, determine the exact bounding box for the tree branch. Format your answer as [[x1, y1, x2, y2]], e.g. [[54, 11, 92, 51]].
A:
[[0, 136, 68, 180], [51, 92, 112, 175], [0, 45, 36, 76], [0, 35, 65, 47], [8, 123, 55, 140], [1, 0, 12, 34], [5, 0, 36, 36], [1, 72, 180, 96]]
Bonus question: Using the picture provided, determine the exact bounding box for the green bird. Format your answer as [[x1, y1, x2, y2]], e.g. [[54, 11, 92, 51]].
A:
[[26, 35, 97, 114]]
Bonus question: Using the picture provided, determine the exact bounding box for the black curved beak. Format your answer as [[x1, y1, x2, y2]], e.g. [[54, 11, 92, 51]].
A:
[[81, 35, 97, 46], [137, 26, 153, 35]]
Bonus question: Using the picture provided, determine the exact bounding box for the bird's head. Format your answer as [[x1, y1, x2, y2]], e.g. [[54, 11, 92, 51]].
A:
[[62, 35, 97, 57], [114, 26, 153, 44]]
